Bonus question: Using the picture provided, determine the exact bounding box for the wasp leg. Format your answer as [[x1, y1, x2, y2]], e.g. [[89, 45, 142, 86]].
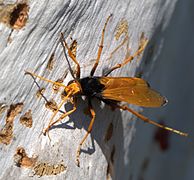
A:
[[76, 100, 96, 167], [44, 97, 77, 135], [25, 71, 66, 88], [90, 14, 112, 76], [115, 104, 188, 137], [60, 33, 81, 79], [104, 34, 149, 76], [42, 92, 73, 139]]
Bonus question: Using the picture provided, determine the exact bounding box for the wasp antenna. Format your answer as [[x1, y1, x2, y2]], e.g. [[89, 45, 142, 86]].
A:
[[60, 33, 76, 80]]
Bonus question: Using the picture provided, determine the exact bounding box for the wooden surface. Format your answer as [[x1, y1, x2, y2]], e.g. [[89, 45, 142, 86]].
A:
[[0, 0, 179, 179]]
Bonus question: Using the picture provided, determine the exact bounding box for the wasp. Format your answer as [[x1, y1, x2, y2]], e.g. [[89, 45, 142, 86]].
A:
[[26, 14, 188, 166]]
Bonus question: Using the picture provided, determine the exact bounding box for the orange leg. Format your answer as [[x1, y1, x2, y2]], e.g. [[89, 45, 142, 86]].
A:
[[116, 104, 188, 137], [60, 33, 81, 78], [105, 33, 149, 76], [43, 91, 73, 137], [76, 101, 96, 166], [44, 98, 77, 135], [90, 14, 113, 76]]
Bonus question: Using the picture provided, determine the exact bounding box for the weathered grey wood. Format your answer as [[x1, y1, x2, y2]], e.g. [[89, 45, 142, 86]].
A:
[[0, 0, 178, 179]]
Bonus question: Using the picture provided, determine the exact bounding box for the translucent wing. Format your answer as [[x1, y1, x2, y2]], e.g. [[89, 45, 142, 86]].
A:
[[99, 77, 167, 107]]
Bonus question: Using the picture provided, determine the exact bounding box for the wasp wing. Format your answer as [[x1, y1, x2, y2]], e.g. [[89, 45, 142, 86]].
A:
[[99, 77, 167, 107]]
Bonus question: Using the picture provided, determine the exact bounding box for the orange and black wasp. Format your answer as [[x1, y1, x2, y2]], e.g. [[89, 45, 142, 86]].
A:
[[26, 14, 187, 166]]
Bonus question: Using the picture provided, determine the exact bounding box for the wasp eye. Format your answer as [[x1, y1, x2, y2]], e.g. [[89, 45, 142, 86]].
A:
[[67, 80, 75, 86]]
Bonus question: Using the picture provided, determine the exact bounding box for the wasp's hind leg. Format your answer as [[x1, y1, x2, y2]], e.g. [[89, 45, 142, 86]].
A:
[[90, 14, 112, 76], [104, 33, 149, 76], [76, 99, 96, 167], [60, 33, 81, 79], [115, 104, 188, 137]]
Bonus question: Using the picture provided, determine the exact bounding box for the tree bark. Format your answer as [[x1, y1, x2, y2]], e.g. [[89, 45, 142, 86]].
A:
[[0, 0, 178, 179]]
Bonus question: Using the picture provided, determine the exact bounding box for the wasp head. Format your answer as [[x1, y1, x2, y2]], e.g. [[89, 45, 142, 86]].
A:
[[65, 80, 82, 96]]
